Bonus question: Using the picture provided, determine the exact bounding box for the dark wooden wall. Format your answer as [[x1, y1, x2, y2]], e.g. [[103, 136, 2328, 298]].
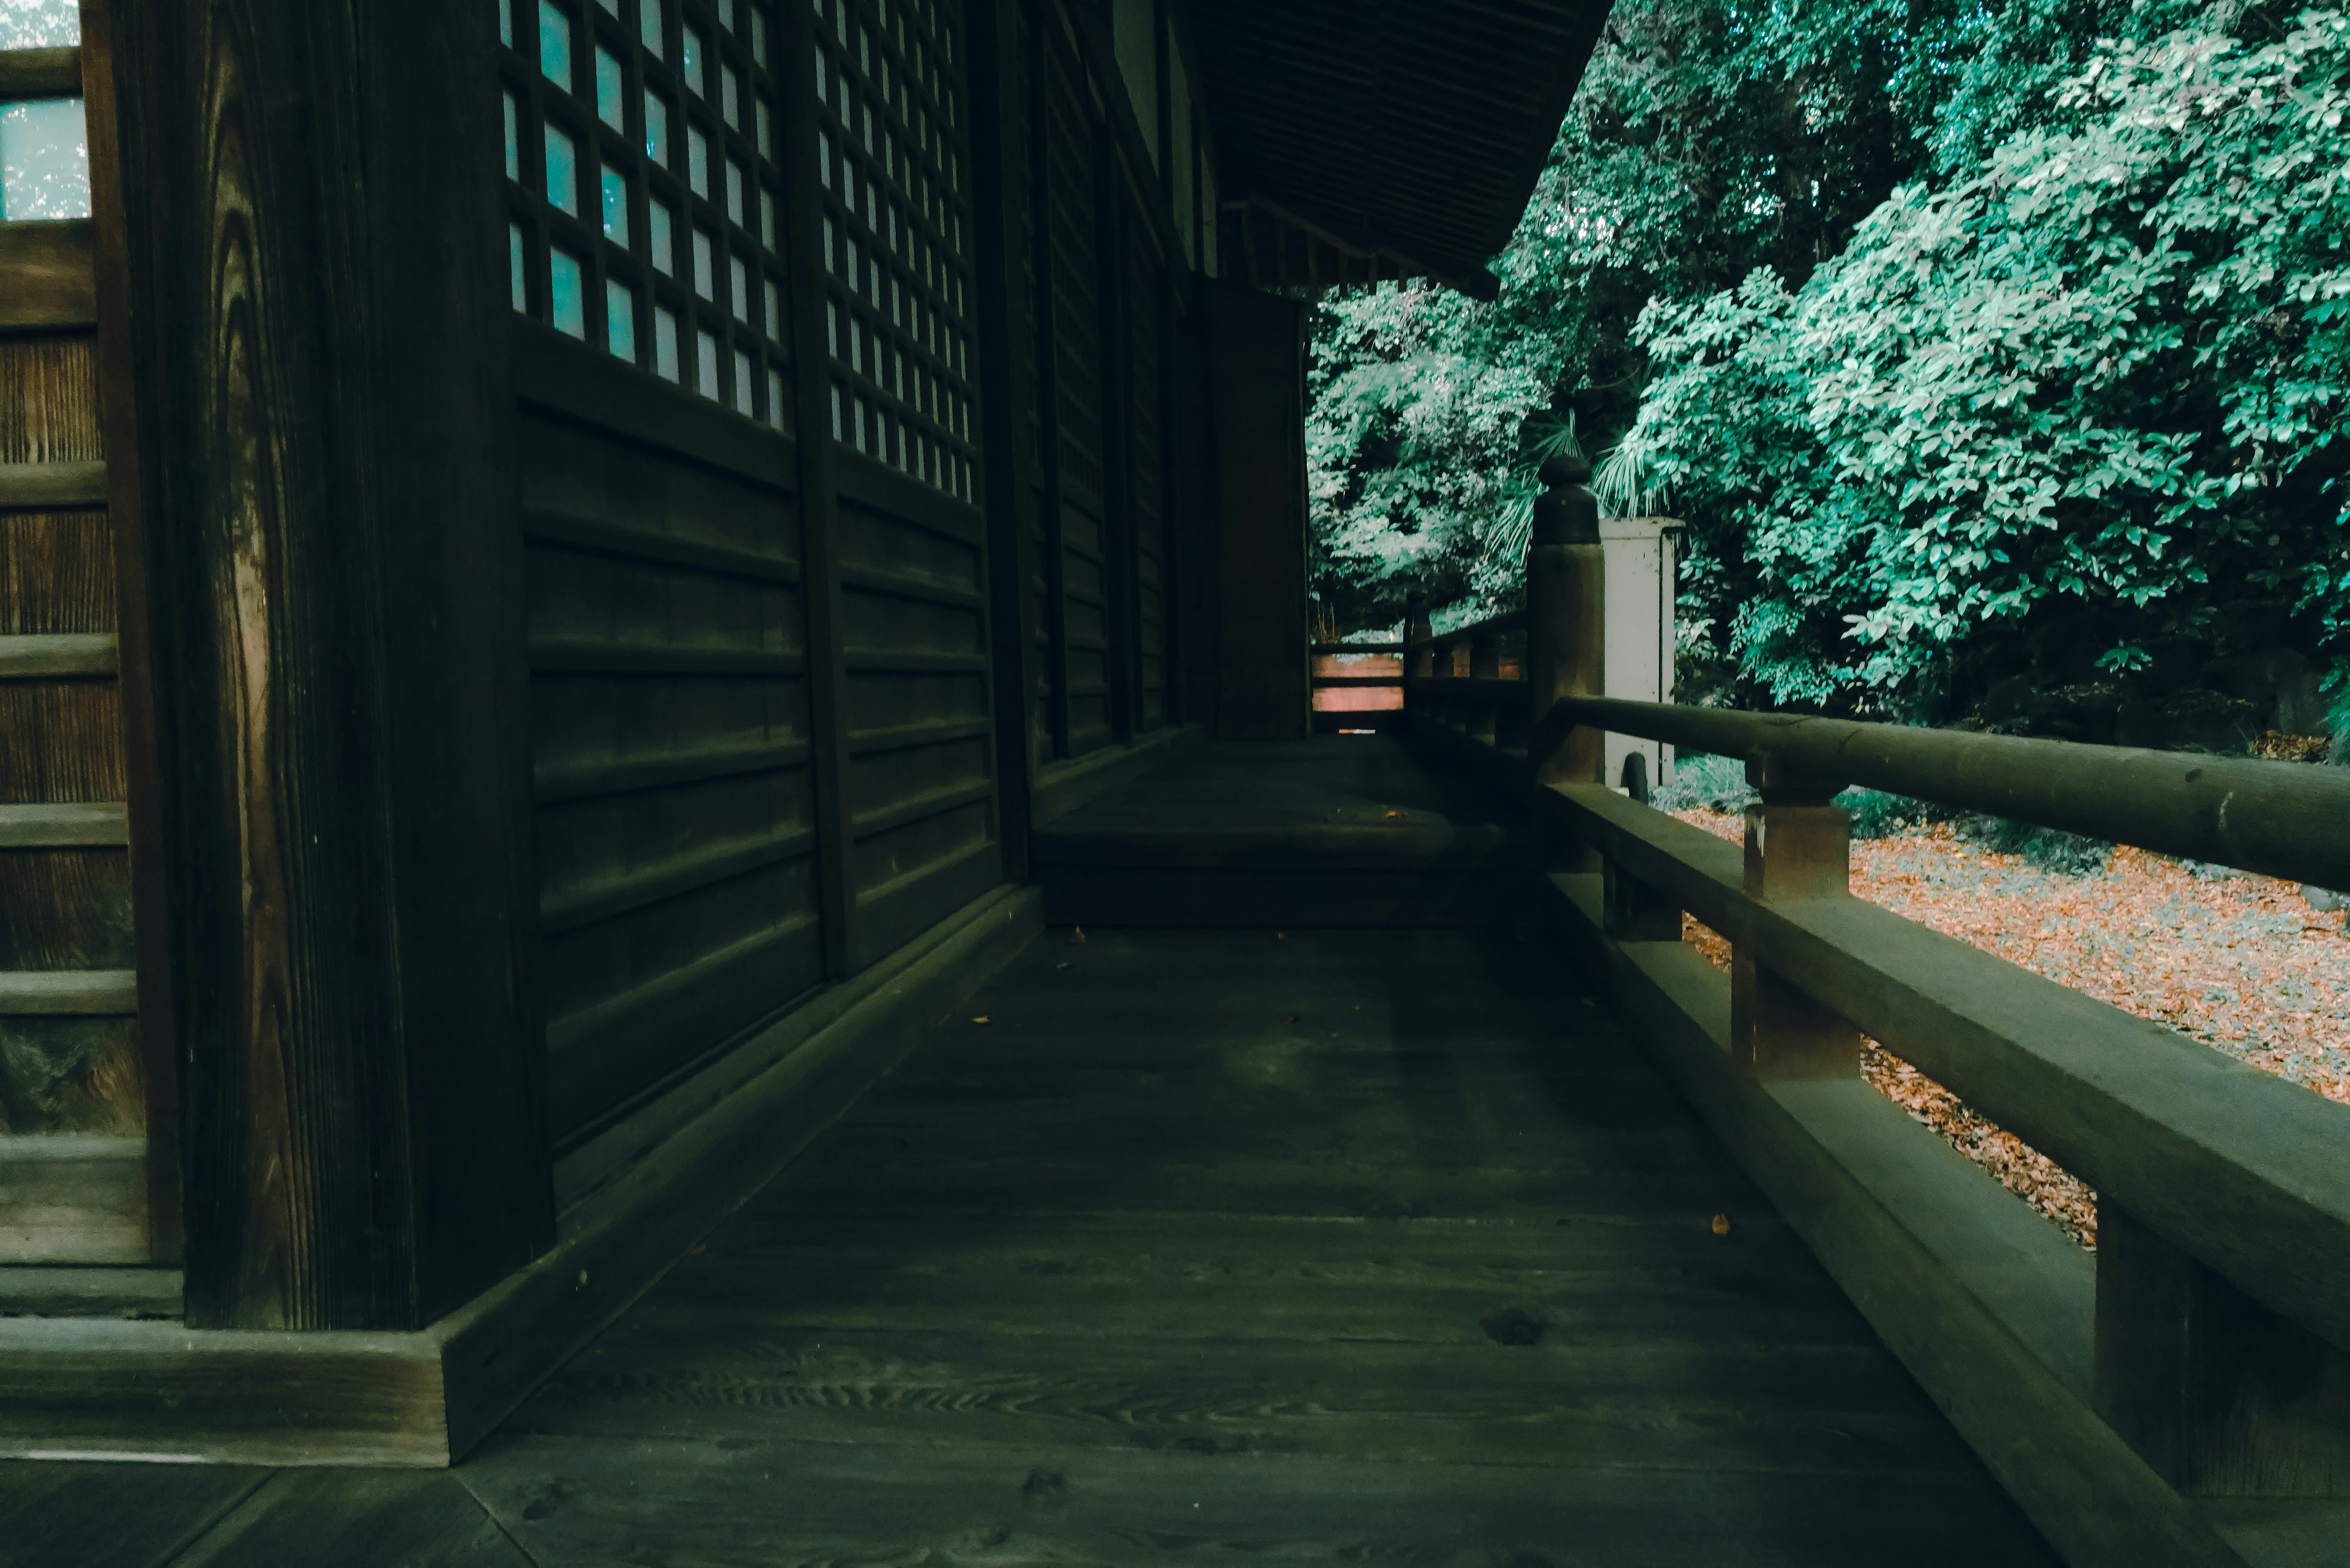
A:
[[1, 0, 1222, 1329], [0, 8, 176, 1289]]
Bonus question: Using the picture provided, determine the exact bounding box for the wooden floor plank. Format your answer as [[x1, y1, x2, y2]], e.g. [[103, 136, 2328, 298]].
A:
[[0, 1462, 272, 1568], [474, 916, 2056, 1564], [461, 1432, 2056, 1568], [165, 1470, 532, 1568]]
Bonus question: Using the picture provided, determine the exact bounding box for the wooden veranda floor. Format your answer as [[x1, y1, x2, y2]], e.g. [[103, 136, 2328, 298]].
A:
[[0, 741, 2057, 1566]]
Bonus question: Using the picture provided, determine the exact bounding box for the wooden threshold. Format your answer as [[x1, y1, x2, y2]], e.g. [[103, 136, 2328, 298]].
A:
[[0, 885, 1043, 1466]]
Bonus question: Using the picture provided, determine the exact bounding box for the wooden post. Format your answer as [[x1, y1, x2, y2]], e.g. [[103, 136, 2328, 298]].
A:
[[114, 0, 551, 1327], [967, 0, 1042, 881], [1467, 627, 1501, 745], [2096, 1204, 2350, 1496], [1526, 455, 1603, 786], [1731, 758, 1860, 1079]]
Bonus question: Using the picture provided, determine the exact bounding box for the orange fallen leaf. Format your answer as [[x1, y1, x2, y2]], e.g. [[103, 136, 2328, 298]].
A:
[[1710, 1214, 1731, 1237], [971, 1015, 991, 1025]]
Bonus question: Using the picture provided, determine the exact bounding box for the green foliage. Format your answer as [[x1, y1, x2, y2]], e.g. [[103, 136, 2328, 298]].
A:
[[1633, 12, 2350, 714], [1308, 0, 2348, 734], [1960, 816, 2116, 873]]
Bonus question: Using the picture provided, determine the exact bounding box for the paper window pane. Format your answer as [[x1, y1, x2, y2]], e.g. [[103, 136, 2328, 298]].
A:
[[597, 0, 617, 12], [764, 278, 780, 337], [719, 0, 736, 29], [722, 66, 740, 129], [550, 248, 587, 337], [756, 100, 772, 160], [499, 0, 513, 48], [0, 97, 88, 221], [683, 25, 706, 95], [818, 129, 832, 187], [509, 223, 527, 311], [595, 47, 625, 130], [503, 93, 520, 180], [696, 329, 721, 399], [734, 349, 752, 412], [693, 228, 714, 299], [640, 0, 663, 56], [542, 122, 579, 214], [768, 366, 785, 430], [752, 10, 768, 66], [830, 383, 842, 441], [643, 91, 669, 165], [729, 253, 747, 321], [650, 198, 674, 272], [688, 125, 709, 195], [726, 159, 744, 224], [600, 163, 629, 243], [654, 307, 681, 379], [606, 278, 637, 360], [537, 0, 573, 89]]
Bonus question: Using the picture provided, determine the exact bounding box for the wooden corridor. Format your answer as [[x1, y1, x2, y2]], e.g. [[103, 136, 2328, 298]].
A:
[[0, 757, 2061, 1565]]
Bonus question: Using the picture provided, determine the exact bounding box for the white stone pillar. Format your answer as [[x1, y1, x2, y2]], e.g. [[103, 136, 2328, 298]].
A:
[[1598, 517, 1681, 792]]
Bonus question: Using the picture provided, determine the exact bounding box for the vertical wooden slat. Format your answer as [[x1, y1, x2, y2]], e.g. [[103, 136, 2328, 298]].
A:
[[968, 0, 1042, 879], [78, 0, 181, 1267], [778, 0, 856, 979]]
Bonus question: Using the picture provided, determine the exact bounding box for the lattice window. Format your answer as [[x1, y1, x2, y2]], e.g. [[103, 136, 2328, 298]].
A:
[[501, 0, 791, 431], [810, 0, 977, 502]]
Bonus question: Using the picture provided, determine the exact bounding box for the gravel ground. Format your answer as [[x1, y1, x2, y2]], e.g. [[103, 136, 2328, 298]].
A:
[[1671, 809, 2350, 1249]]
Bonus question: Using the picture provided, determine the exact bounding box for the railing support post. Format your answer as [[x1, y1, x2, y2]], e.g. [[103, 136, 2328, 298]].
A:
[[1527, 455, 1603, 788], [1731, 759, 1860, 1079], [2095, 1204, 2350, 1496], [1468, 629, 1501, 746]]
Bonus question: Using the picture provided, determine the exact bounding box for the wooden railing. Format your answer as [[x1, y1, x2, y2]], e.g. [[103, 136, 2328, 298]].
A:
[[1308, 639, 1408, 731], [1400, 458, 2350, 1568]]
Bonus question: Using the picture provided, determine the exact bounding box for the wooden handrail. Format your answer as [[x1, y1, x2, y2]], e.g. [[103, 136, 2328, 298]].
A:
[[1409, 608, 1524, 653], [1544, 693, 2350, 891]]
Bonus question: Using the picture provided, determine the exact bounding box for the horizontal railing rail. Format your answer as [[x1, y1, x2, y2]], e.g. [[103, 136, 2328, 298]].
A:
[[1547, 694, 2350, 891], [1389, 456, 2350, 1565]]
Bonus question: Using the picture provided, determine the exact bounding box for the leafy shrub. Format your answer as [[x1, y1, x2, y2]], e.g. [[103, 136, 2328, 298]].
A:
[[1960, 815, 2115, 874]]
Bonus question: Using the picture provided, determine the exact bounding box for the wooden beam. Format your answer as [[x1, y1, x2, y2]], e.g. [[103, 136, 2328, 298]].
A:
[[0, 46, 81, 97], [0, 633, 119, 678], [0, 460, 109, 510], [0, 802, 130, 848]]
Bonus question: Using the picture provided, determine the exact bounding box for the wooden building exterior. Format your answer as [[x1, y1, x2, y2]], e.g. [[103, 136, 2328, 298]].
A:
[[0, 0, 1605, 1455]]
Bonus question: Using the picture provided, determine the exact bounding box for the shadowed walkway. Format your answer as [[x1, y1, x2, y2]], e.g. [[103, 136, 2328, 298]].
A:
[[3, 903, 2058, 1564]]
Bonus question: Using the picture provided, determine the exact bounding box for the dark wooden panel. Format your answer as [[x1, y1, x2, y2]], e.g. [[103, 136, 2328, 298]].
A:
[[0, 337, 100, 463], [0, 1018, 143, 1136], [0, 682, 123, 801], [514, 327, 798, 496], [0, 847, 134, 969], [0, 223, 97, 330], [0, 511, 114, 633], [518, 413, 800, 567]]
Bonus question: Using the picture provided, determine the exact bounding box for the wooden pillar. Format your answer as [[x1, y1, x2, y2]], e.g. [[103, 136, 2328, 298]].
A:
[[1731, 760, 1860, 1080], [1526, 455, 1603, 786], [111, 0, 550, 1328], [1207, 280, 1307, 741], [776, 0, 857, 978], [2096, 1204, 2350, 1496], [966, 0, 1041, 881], [1466, 627, 1500, 746]]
